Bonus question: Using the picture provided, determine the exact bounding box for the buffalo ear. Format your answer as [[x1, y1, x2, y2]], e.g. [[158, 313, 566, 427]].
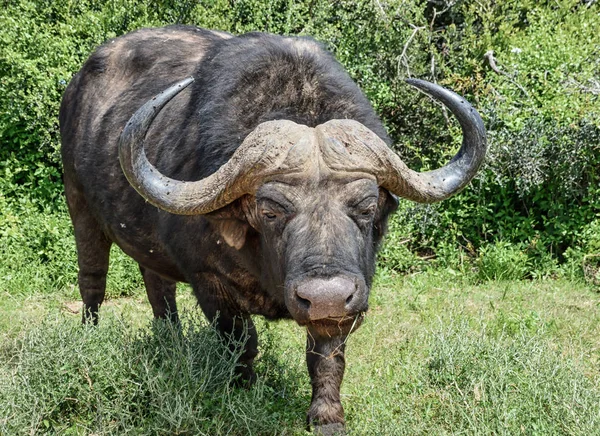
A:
[[374, 188, 399, 245], [213, 219, 249, 250], [205, 197, 253, 250]]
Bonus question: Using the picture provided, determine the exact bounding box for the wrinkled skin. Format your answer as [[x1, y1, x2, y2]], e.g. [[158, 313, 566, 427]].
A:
[[256, 176, 396, 329]]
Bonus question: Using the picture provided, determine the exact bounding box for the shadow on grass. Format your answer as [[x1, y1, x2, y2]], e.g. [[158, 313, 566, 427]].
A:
[[0, 311, 309, 435]]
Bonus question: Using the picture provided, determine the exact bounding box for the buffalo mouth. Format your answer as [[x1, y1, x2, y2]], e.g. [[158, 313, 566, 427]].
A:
[[305, 313, 365, 337]]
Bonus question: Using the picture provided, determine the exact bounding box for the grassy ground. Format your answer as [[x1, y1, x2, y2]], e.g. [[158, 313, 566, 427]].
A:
[[1, 262, 599, 435]]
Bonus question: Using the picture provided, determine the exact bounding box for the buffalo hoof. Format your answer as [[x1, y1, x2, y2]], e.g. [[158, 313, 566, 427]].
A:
[[232, 363, 256, 388], [312, 423, 346, 435]]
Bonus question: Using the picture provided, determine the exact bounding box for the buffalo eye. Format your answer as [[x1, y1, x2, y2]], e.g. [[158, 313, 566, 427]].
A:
[[350, 197, 378, 224], [262, 209, 279, 221], [358, 204, 376, 219], [257, 197, 291, 227]]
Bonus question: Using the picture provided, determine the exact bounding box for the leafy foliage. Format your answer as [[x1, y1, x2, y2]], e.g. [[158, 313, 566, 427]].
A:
[[0, 0, 598, 273], [0, 199, 142, 298], [476, 240, 530, 281]]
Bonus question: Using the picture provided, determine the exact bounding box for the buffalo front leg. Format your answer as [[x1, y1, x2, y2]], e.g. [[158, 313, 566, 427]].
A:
[[139, 265, 179, 323], [192, 273, 258, 385], [65, 179, 111, 325], [76, 241, 110, 325], [306, 327, 347, 435]]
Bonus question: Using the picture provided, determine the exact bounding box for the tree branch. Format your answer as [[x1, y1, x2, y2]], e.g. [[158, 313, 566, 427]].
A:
[[484, 50, 530, 98]]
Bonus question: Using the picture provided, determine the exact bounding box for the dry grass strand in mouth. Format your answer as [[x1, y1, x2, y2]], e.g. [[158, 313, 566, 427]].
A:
[[305, 313, 364, 357]]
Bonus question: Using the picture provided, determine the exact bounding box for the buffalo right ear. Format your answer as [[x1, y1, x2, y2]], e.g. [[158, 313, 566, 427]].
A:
[[205, 196, 256, 250], [212, 219, 249, 250]]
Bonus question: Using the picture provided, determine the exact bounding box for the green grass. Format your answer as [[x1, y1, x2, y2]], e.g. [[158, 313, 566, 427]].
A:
[[1, 204, 599, 434], [1, 264, 599, 435]]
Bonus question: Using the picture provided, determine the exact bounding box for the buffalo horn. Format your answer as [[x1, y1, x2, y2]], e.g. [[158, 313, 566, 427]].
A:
[[118, 78, 311, 215], [379, 79, 487, 202]]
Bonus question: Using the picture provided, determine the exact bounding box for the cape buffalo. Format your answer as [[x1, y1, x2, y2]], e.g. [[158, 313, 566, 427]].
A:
[[60, 25, 486, 434]]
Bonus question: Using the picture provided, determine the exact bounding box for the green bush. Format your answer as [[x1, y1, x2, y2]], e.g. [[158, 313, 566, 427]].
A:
[[0, 0, 598, 274], [577, 219, 600, 286], [414, 1, 600, 259], [377, 204, 426, 274], [476, 241, 530, 281], [0, 198, 142, 297]]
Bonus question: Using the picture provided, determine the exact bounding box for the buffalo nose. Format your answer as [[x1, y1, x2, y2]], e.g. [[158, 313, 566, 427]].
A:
[[295, 277, 357, 321]]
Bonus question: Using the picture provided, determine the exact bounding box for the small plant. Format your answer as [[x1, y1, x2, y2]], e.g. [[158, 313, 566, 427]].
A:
[[560, 219, 600, 284], [583, 254, 600, 288], [423, 318, 600, 434], [477, 241, 529, 281], [377, 206, 427, 274]]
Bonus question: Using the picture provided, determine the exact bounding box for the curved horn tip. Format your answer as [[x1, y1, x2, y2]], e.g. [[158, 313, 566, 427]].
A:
[[404, 77, 432, 90], [178, 76, 195, 87], [404, 78, 456, 99], [403, 78, 486, 130], [384, 78, 487, 203]]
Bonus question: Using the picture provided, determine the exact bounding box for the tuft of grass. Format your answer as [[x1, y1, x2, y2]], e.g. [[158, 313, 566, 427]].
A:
[[477, 241, 530, 282], [0, 312, 309, 435], [422, 319, 599, 434], [344, 317, 600, 435], [343, 273, 600, 435]]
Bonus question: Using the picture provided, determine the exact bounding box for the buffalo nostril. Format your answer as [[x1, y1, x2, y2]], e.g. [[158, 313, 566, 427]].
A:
[[345, 294, 354, 305], [296, 294, 311, 310]]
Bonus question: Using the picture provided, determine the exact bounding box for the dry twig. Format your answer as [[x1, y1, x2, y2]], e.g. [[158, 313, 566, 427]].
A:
[[484, 50, 530, 98], [398, 25, 425, 77]]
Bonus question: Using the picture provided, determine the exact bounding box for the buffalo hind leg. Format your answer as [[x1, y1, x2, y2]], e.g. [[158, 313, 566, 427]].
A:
[[192, 273, 258, 385], [65, 179, 111, 325], [139, 265, 179, 323], [306, 327, 347, 435]]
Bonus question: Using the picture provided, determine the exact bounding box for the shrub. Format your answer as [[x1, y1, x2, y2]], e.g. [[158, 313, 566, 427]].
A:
[[0, 311, 312, 434], [0, 313, 237, 434], [0, 199, 141, 297], [477, 241, 530, 281], [0, 0, 598, 273]]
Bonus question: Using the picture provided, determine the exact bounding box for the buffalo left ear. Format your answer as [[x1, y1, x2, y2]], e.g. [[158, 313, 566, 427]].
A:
[[205, 197, 253, 250], [374, 188, 399, 244]]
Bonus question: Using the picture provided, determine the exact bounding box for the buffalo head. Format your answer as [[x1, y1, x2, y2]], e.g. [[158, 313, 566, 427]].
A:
[[118, 77, 486, 336]]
